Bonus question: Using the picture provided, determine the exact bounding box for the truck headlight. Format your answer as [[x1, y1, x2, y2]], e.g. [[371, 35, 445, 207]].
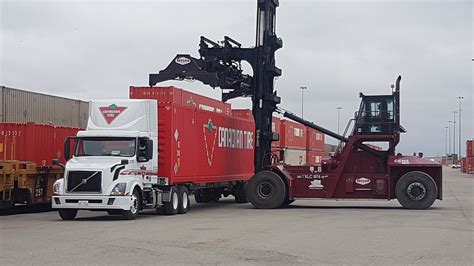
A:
[[110, 183, 127, 196], [53, 181, 61, 195]]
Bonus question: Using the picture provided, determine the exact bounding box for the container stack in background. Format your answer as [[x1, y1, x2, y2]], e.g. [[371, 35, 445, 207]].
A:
[[461, 140, 473, 174], [271, 117, 325, 166], [1, 86, 88, 209]]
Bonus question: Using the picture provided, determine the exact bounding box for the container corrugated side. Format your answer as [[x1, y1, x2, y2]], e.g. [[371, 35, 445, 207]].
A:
[[280, 119, 306, 149], [0, 122, 81, 166], [156, 104, 255, 184], [306, 127, 325, 151], [1, 86, 88, 128], [466, 140, 473, 158]]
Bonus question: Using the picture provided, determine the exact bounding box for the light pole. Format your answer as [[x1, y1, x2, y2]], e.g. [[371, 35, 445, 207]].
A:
[[457, 96, 463, 157], [445, 126, 448, 155], [336, 106, 342, 135], [299, 86, 307, 118], [448, 121, 452, 154], [453, 111, 457, 157]]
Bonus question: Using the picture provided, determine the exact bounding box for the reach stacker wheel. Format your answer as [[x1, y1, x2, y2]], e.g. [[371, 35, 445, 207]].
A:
[[58, 209, 78, 220], [247, 171, 286, 209], [395, 171, 438, 210]]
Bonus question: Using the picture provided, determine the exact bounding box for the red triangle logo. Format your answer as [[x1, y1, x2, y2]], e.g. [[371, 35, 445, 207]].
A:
[[99, 104, 127, 124]]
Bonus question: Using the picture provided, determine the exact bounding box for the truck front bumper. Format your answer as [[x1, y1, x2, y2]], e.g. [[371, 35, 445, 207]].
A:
[[52, 195, 132, 210]]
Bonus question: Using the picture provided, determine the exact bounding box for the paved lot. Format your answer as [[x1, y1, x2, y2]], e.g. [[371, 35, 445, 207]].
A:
[[1, 167, 472, 265]]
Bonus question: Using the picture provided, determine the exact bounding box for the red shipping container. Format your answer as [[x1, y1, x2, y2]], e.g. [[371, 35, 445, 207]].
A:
[[130, 88, 255, 185], [466, 140, 473, 158], [0, 123, 81, 166], [130, 86, 231, 115], [467, 157, 474, 174], [232, 109, 253, 120], [306, 127, 325, 151], [461, 157, 466, 173], [272, 117, 282, 148], [280, 119, 306, 149], [307, 150, 325, 165]]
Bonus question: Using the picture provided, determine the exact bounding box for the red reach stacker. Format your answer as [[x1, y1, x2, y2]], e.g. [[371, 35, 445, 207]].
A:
[[246, 76, 442, 209]]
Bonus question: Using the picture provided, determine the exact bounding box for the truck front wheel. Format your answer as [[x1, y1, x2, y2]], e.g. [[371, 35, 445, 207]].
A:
[[247, 171, 287, 209], [395, 171, 438, 210], [122, 189, 140, 220], [58, 209, 78, 220]]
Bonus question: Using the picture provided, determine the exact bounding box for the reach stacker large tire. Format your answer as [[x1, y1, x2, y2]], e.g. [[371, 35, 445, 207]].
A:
[[58, 209, 78, 220], [246, 171, 287, 209], [395, 171, 438, 210]]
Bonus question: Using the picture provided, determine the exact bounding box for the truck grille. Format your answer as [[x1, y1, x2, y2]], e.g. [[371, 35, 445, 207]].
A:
[[67, 171, 102, 193]]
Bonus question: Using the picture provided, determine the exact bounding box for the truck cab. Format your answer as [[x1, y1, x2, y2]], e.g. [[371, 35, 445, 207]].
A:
[[52, 100, 161, 220]]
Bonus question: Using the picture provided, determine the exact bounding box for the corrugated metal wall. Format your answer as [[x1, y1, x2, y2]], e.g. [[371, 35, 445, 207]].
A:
[[0, 86, 89, 128]]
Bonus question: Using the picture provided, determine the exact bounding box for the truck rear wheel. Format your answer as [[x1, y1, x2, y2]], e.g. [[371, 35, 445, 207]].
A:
[[122, 189, 140, 220], [247, 171, 286, 209], [177, 186, 190, 214], [395, 171, 438, 209], [234, 182, 248, 204], [163, 188, 179, 215], [58, 209, 78, 220]]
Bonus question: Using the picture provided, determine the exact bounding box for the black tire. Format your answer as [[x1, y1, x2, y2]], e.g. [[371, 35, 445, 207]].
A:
[[122, 188, 140, 220], [234, 182, 248, 204], [177, 186, 190, 214], [210, 189, 221, 202], [194, 189, 203, 203], [395, 171, 438, 210], [246, 171, 287, 209], [282, 199, 295, 207], [200, 189, 211, 203], [163, 188, 179, 215], [58, 209, 78, 220], [107, 210, 122, 215]]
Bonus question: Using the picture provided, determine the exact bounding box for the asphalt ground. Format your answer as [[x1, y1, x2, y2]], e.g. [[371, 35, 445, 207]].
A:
[[1, 167, 472, 265]]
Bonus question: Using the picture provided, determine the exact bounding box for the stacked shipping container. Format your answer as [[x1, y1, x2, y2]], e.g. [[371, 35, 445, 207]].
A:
[[461, 140, 474, 174]]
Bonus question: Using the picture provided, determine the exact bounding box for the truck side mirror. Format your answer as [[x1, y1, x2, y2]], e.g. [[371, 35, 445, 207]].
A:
[[145, 139, 153, 160], [64, 138, 71, 161]]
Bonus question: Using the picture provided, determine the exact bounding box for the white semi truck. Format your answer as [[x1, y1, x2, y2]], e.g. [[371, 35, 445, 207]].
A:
[[52, 100, 163, 220], [52, 91, 255, 220]]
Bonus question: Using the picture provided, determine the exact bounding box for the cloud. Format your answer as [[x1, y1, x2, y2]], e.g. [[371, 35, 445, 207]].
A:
[[1, 0, 472, 156]]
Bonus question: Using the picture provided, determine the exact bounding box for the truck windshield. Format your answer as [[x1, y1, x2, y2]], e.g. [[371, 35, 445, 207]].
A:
[[75, 137, 136, 157]]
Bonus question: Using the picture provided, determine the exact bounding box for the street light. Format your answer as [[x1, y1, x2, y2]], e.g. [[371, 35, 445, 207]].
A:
[[336, 107, 342, 135], [448, 121, 452, 154], [453, 111, 457, 156], [299, 86, 307, 118], [457, 96, 464, 157], [445, 126, 448, 155]]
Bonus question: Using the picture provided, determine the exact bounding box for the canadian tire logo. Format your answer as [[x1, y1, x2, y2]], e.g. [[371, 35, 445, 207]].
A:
[[175, 57, 191, 65], [203, 119, 218, 166], [99, 104, 127, 124], [355, 177, 371, 186]]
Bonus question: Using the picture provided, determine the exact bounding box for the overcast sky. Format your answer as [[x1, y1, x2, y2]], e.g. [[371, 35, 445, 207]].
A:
[[1, 0, 472, 156]]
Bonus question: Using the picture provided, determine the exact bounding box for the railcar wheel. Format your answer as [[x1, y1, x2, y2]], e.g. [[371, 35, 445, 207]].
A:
[[247, 171, 286, 209], [395, 171, 438, 210]]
